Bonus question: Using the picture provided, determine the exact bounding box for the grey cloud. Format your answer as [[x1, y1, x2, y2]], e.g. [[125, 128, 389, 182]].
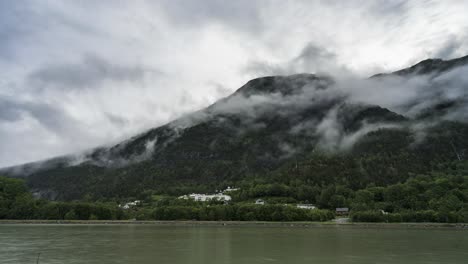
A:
[[28, 54, 158, 90], [0, 2, 36, 61], [207, 82, 233, 98], [368, 0, 408, 17], [104, 112, 129, 127], [433, 35, 465, 59], [315, 107, 403, 152], [0, 97, 84, 137], [0, 97, 60, 124], [156, 0, 263, 33], [243, 43, 347, 77], [315, 107, 342, 151], [0, 1, 103, 62], [291, 44, 341, 74], [0, 98, 24, 122]]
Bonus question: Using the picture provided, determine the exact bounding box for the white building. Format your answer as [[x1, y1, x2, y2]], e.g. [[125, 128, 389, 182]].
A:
[[296, 204, 316, 210], [119, 200, 141, 210], [179, 193, 231, 202], [223, 186, 239, 192]]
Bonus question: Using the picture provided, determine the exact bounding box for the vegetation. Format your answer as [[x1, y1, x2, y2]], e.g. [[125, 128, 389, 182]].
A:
[[137, 203, 333, 222], [0, 176, 335, 221], [2, 159, 467, 223], [348, 163, 468, 223], [0, 176, 126, 220], [1, 57, 468, 223]]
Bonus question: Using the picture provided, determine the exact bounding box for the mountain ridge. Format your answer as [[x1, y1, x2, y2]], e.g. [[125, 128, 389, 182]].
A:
[[371, 55, 468, 78], [3, 54, 468, 172]]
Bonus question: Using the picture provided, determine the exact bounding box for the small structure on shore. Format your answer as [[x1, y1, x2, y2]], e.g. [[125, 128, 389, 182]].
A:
[[335, 207, 349, 216], [296, 204, 316, 210], [255, 199, 265, 205]]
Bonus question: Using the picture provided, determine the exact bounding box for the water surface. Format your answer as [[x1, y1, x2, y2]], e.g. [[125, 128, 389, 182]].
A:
[[0, 224, 467, 264]]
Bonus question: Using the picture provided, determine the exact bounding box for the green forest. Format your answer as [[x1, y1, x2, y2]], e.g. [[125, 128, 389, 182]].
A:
[[0, 176, 335, 222], [2, 160, 467, 222]]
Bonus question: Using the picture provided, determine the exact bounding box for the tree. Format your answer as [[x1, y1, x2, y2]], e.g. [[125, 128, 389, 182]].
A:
[[64, 210, 77, 220], [8, 194, 37, 219]]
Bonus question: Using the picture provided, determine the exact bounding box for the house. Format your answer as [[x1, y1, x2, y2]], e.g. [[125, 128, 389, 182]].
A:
[[335, 208, 349, 216], [255, 199, 265, 205], [296, 204, 316, 210]]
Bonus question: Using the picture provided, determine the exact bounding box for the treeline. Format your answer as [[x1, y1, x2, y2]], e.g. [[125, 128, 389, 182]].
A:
[[218, 161, 468, 223], [351, 210, 465, 223], [136, 204, 334, 222], [347, 163, 468, 223], [0, 176, 126, 220], [1, 175, 335, 221]]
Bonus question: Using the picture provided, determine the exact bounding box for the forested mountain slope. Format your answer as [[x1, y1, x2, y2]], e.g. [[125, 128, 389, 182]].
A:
[[2, 56, 468, 202]]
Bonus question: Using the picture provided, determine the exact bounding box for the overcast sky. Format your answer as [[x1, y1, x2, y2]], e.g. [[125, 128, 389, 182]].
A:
[[1, 0, 468, 167]]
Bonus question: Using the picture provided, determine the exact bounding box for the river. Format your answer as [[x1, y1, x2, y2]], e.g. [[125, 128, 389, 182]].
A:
[[0, 224, 467, 264]]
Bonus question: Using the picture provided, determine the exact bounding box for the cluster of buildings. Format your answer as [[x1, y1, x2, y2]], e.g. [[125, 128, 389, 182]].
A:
[[176, 188, 351, 216], [255, 199, 317, 210], [118, 186, 352, 217], [296, 204, 316, 210], [119, 200, 141, 210], [255, 201, 350, 216], [178, 187, 238, 202], [178, 193, 232, 202]]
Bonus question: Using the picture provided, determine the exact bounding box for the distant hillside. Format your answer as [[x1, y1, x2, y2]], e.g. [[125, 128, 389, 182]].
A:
[[1, 55, 468, 201]]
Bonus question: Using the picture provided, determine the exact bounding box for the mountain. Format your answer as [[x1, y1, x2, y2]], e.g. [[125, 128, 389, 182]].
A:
[[2, 56, 468, 201], [371, 55, 468, 77]]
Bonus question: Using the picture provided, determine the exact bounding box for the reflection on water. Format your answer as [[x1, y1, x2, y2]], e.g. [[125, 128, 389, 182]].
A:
[[0, 224, 467, 264]]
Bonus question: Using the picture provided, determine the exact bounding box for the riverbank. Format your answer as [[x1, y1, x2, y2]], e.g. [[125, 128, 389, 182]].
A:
[[1, 220, 467, 229]]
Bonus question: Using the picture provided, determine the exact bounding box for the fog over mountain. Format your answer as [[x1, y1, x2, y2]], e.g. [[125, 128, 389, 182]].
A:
[[2, 1, 468, 168]]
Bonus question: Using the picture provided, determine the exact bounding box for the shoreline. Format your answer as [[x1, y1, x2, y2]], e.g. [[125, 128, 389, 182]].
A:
[[0, 220, 467, 229]]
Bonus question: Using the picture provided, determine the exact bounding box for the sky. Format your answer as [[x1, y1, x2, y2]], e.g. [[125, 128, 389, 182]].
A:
[[1, 0, 468, 167]]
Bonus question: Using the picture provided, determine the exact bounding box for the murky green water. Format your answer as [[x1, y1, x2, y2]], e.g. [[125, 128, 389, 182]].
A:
[[0, 224, 467, 264]]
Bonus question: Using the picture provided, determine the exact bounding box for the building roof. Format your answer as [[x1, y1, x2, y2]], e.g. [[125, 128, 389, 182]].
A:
[[336, 208, 349, 212]]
